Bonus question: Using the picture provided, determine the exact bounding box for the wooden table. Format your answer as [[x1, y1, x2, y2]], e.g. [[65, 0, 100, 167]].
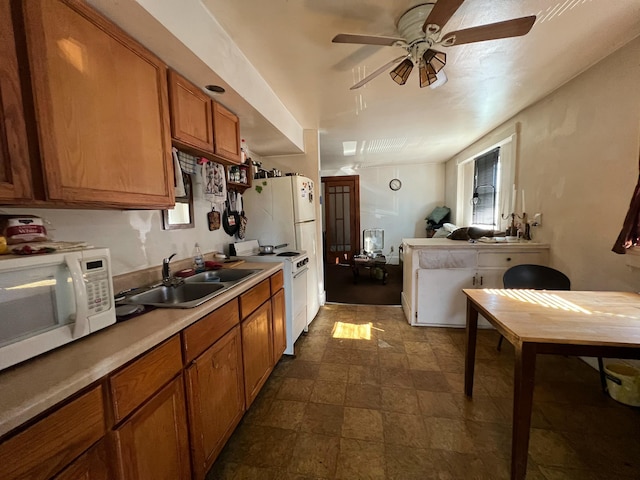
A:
[[463, 289, 640, 480]]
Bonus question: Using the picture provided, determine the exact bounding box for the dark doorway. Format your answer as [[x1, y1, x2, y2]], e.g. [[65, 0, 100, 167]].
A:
[[321, 175, 360, 264]]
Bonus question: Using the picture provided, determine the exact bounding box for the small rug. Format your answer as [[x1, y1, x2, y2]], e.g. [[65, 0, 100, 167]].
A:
[[323, 263, 402, 305]]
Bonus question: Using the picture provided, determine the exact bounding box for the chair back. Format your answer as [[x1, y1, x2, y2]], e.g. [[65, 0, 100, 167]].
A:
[[503, 264, 570, 290]]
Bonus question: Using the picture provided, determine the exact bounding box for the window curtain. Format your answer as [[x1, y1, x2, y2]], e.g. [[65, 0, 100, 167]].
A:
[[612, 151, 640, 254]]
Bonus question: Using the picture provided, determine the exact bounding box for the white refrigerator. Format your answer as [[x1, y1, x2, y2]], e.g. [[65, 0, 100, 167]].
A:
[[243, 175, 319, 321]]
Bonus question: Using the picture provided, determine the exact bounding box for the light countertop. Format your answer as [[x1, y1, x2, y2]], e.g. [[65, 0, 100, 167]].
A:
[[402, 238, 549, 249], [0, 261, 282, 438]]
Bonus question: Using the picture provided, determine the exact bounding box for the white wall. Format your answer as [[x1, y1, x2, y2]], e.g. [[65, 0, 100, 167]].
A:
[[320, 163, 445, 264], [1, 174, 237, 275], [445, 36, 640, 292]]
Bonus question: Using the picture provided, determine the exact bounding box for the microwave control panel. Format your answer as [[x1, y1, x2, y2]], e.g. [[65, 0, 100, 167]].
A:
[[83, 258, 111, 315]]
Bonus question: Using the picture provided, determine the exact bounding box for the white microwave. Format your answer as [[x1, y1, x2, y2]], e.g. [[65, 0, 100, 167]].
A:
[[0, 247, 116, 371]]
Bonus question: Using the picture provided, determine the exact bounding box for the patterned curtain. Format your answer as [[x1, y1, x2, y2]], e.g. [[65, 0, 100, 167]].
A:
[[612, 152, 640, 254]]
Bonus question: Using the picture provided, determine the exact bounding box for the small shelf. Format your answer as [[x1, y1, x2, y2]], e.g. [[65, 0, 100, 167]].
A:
[[226, 164, 252, 192]]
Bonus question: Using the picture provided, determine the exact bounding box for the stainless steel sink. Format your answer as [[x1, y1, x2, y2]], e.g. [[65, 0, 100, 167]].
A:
[[122, 282, 227, 309], [120, 269, 261, 308], [184, 269, 260, 284]]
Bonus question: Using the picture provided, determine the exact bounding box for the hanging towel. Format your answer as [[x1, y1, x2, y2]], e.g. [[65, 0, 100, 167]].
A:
[[202, 161, 226, 204], [172, 147, 186, 198], [176, 149, 199, 175]]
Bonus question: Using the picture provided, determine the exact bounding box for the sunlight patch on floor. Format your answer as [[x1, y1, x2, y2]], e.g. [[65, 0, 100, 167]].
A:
[[332, 321, 372, 340]]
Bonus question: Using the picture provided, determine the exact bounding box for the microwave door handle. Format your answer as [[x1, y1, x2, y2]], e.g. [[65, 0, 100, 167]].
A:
[[67, 255, 90, 338]]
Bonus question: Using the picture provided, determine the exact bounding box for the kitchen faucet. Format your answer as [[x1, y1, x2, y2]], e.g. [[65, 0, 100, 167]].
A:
[[162, 253, 183, 287]]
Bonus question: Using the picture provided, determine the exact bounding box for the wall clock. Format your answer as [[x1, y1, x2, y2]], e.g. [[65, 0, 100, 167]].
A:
[[389, 178, 402, 191]]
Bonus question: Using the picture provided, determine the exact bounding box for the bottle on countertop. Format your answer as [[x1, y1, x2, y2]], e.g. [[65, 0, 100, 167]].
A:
[[193, 242, 205, 273]]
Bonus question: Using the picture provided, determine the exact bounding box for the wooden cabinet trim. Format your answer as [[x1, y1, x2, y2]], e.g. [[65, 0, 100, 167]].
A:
[[239, 279, 271, 320], [109, 336, 182, 423], [271, 288, 286, 366], [53, 438, 111, 480], [0, 385, 105, 480], [182, 299, 240, 364], [212, 101, 241, 164], [241, 301, 273, 407]]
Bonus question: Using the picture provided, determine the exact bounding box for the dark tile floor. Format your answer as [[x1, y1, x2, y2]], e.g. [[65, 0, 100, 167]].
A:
[[208, 304, 640, 480]]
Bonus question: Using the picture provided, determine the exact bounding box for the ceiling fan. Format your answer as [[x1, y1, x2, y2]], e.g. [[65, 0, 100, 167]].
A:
[[332, 0, 536, 90]]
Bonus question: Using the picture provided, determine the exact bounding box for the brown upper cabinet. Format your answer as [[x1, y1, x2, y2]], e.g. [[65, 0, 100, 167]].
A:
[[168, 69, 214, 154], [212, 102, 242, 164], [0, 1, 34, 204], [7, 0, 175, 209], [167, 69, 242, 166]]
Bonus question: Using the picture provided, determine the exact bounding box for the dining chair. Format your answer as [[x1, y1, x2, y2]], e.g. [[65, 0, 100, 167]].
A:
[[499, 264, 607, 392]]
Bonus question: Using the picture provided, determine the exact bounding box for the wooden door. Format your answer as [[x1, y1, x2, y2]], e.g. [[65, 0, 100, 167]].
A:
[[322, 175, 360, 264], [0, 1, 34, 203], [114, 376, 191, 480], [54, 439, 111, 480], [185, 326, 245, 480], [168, 69, 214, 153], [212, 102, 241, 164], [271, 288, 286, 365], [22, 0, 174, 209], [241, 301, 273, 407]]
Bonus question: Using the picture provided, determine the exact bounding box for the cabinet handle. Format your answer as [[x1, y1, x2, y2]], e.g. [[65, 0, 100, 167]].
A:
[[480, 276, 484, 285], [472, 276, 476, 286]]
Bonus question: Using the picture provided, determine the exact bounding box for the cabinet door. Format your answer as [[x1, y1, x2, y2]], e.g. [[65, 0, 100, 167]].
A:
[[0, 385, 105, 480], [416, 269, 475, 326], [22, 0, 174, 209], [185, 326, 244, 480], [212, 102, 241, 164], [271, 288, 286, 365], [241, 300, 273, 407], [0, 1, 33, 203], [114, 376, 191, 480], [168, 69, 214, 153], [54, 439, 111, 480]]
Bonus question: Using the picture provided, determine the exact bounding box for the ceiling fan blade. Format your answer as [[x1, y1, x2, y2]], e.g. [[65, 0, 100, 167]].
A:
[[422, 0, 465, 33], [350, 56, 407, 90], [332, 33, 406, 47], [440, 15, 536, 46]]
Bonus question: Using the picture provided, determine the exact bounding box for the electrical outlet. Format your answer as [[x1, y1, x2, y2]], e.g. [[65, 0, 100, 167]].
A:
[[390, 246, 394, 253], [532, 213, 542, 226]]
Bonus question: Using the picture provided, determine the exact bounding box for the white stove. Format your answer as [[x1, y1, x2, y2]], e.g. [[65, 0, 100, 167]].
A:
[[230, 240, 309, 355]]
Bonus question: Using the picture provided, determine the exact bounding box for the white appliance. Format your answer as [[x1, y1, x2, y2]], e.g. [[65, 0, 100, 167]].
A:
[[0, 248, 116, 370], [242, 175, 319, 321], [231, 240, 309, 355]]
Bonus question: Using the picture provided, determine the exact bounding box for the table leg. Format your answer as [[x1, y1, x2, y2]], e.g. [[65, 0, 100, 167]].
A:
[[511, 342, 536, 480], [464, 298, 479, 397]]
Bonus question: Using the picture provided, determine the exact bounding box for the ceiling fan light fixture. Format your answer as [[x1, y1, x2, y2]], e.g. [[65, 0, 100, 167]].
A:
[[389, 58, 413, 85], [419, 62, 438, 88], [422, 49, 446, 73]]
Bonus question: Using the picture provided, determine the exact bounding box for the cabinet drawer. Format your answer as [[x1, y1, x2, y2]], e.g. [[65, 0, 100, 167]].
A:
[[109, 336, 182, 423], [0, 385, 105, 480], [182, 299, 240, 364], [477, 251, 547, 268], [418, 249, 476, 269], [270, 270, 284, 294], [239, 279, 270, 320]]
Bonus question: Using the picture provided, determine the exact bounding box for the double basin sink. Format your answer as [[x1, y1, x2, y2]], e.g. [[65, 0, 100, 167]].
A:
[[120, 269, 260, 309]]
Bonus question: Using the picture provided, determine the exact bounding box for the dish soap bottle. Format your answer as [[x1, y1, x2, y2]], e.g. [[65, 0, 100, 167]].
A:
[[193, 243, 205, 273]]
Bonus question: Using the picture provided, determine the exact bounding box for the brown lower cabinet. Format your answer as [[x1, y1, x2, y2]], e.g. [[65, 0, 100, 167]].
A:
[[113, 375, 191, 480], [185, 325, 244, 479], [0, 272, 286, 480]]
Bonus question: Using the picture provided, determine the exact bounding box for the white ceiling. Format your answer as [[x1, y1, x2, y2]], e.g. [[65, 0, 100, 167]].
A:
[[87, 0, 640, 171], [200, 0, 640, 171]]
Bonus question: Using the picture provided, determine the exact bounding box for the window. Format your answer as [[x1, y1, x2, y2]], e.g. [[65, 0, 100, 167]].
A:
[[472, 148, 500, 227], [454, 125, 518, 230]]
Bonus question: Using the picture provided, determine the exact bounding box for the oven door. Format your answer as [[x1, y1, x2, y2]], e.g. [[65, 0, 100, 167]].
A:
[[292, 266, 308, 341]]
